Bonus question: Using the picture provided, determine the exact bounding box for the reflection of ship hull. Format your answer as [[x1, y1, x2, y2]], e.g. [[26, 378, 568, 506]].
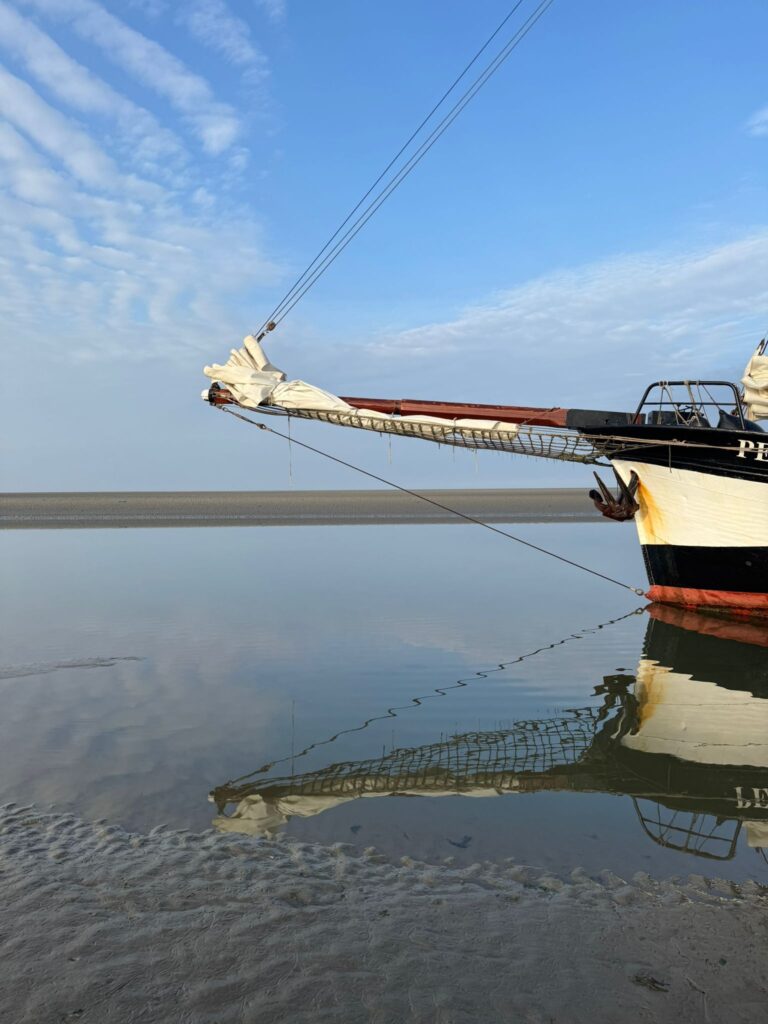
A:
[[212, 609, 768, 861], [617, 609, 768, 768]]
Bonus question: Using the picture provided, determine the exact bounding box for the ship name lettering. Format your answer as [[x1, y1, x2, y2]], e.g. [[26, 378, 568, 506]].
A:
[[735, 786, 768, 809], [737, 439, 768, 460]]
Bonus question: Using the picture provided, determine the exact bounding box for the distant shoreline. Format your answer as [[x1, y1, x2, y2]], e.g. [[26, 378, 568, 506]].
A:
[[0, 489, 601, 529]]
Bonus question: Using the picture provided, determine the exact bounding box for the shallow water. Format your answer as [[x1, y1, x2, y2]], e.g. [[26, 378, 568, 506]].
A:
[[2, 523, 766, 882]]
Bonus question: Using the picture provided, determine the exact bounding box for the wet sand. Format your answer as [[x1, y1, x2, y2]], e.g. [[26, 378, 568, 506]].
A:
[[1, 489, 600, 529], [1, 803, 765, 1024]]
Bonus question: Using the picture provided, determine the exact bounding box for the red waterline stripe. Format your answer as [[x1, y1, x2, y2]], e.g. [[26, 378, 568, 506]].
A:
[[647, 585, 768, 613]]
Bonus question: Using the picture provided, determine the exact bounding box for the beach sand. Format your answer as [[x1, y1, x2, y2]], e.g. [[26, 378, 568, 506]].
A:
[[1, 803, 765, 1023], [0, 489, 600, 529]]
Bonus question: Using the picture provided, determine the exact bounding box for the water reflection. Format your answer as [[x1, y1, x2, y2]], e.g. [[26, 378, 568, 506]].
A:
[[212, 606, 768, 865]]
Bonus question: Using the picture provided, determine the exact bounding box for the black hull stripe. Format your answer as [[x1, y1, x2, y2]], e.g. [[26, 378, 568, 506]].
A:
[[642, 545, 768, 594], [582, 425, 768, 483], [645, 617, 768, 694]]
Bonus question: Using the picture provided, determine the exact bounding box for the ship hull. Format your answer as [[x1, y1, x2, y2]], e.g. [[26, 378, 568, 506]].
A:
[[586, 424, 768, 613]]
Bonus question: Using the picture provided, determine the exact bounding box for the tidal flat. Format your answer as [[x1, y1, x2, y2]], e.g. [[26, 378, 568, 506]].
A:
[[1, 508, 766, 1021]]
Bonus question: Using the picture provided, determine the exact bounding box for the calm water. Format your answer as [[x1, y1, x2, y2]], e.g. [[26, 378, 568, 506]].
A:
[[2, 523, 767, 882]]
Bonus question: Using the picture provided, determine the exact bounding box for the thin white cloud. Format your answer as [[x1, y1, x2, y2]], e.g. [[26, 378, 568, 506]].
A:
[[127, 0, 167, 14], [0, 2, 185, 172], [747, 105, 768, 137], [254, 0, 285, 24], [19, 0, 241, 153], [367, 234, 768, 407], [179, 0, 268, 83], [0, 63, 163, 196], [0, 127, 280, 360]]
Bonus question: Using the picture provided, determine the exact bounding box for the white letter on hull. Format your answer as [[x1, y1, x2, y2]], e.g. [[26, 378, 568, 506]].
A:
[[737, 439, 755, 458], [735, 786, 752, 809]]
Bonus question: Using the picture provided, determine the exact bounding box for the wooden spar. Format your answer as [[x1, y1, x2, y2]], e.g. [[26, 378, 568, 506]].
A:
[[206, 386, 640, 428], [337, 396, 569, 427]]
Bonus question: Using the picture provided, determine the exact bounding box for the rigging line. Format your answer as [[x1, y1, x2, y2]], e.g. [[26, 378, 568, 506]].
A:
[[219, 404, 646, 596], [218, 606, 643, 788], [252, 0, 530, 338], [271, 0, 555, 328], [254, 0, 555, 335]]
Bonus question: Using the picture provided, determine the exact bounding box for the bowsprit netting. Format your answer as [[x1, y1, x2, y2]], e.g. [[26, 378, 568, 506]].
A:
[[257, 406, 612, 464]]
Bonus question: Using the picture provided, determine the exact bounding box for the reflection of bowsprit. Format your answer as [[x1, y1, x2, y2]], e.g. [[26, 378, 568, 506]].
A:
[[211, 608, 768, 863]]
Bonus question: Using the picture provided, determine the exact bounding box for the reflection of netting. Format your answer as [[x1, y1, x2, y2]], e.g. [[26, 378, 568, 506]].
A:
[[632, 799, 741, 861], [260, 407, 611, 464], [220, 708, 603, 803]]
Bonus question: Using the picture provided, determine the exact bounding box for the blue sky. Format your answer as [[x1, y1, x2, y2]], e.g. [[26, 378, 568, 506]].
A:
[[1, 0, 767, 490]]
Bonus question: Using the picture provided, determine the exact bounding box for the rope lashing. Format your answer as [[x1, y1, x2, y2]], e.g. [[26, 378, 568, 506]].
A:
[[219, 405, 647, 597]]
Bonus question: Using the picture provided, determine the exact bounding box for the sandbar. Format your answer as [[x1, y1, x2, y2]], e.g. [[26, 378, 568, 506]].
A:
[[0, 488, 601, 529]]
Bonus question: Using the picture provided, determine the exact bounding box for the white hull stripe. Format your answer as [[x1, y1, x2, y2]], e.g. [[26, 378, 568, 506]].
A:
[[612, 459, 768, 548]]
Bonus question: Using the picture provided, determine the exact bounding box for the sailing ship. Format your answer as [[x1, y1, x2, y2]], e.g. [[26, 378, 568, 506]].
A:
[[211, 606, 768, 864], [203, 337, 768, 613], [200, 4, 768, 613]]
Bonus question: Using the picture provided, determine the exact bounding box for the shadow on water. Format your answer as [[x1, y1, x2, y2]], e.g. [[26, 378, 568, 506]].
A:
[[211, 606, 768, 871]]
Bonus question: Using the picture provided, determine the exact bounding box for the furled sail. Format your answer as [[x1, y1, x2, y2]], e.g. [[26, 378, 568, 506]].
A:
[[204, 335, 526, 445], [742, 341, 768, 421], [202, 336, 615, 463]]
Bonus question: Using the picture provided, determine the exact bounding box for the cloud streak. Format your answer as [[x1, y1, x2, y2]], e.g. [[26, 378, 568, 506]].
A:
[[0, 63, 160, 195], [254, 0, 286, 24], [0, 1, 185, 172], [747, 104, 768, 137], [178, 0, 269, 83], [20, 0, 241, 153], [367, 234, 768, 407]]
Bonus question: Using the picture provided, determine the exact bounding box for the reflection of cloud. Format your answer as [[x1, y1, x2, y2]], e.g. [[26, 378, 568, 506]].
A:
[[0, 615, 289, 829], [0, 656, 142, 680]]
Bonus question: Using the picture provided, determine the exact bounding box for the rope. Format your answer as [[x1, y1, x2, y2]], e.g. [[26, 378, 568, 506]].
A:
[[219, 405, 646, 597], [252, 0, 556, 337], [252, 0, 530, 339]]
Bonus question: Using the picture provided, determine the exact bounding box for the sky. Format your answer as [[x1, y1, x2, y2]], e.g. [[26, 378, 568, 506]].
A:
[[1, 0, 767, 491]]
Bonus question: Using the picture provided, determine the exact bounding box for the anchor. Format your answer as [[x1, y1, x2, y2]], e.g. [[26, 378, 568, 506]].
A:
[[588, 469, 639, 522]]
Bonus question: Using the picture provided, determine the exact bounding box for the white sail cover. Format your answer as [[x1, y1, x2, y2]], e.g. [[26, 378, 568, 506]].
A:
[[742, 343, 768, 420], [204, 336, 520, 436]]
